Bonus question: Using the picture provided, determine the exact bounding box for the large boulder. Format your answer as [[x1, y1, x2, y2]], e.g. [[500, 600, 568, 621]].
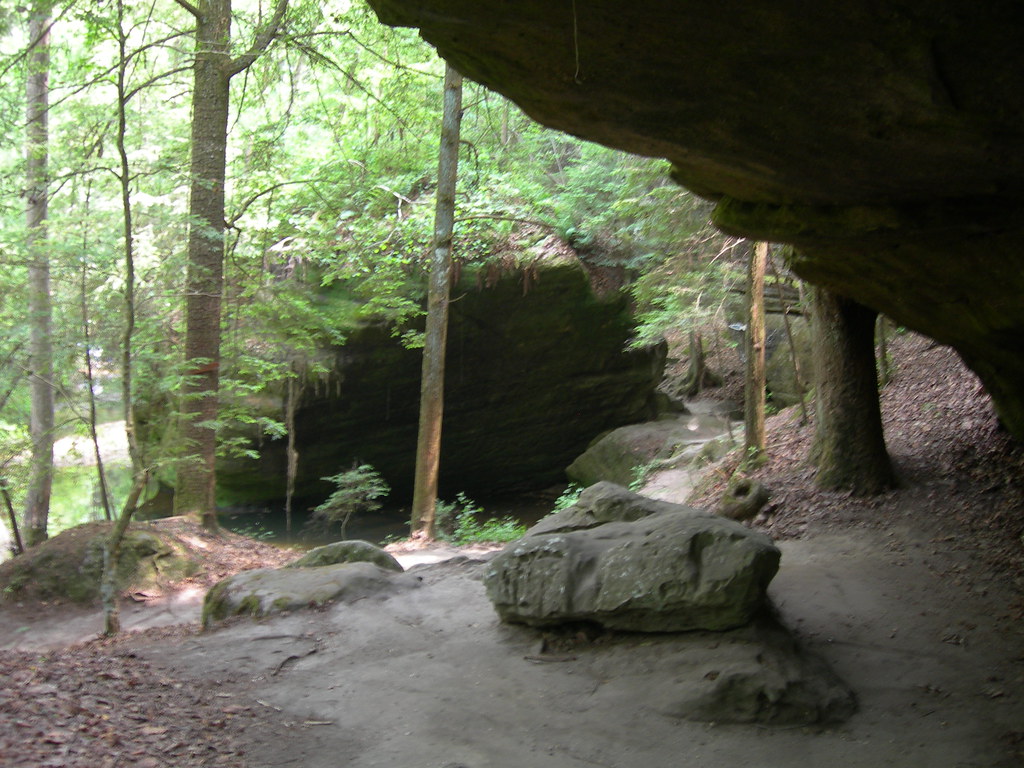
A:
[[527, 481, 703, 537], [566, 416, 738, 489], [599, 613, 857, 726], [366, 0, 1024, 440], [285, 540, 403, 572], [202, 561, 419, 627], [484, 496, 780, 632], [0, 521, 198, 604]]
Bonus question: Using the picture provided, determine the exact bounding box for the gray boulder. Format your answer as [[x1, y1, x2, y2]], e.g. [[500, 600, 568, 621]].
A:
[[566, 418, 728, 488], [285, 540, 403, 572], [528, 481, 706, 537], [484, 504, 780, 632], [655, 614, 857, 725], [203, 561, 418, 627], [589, 613, 857, 726]]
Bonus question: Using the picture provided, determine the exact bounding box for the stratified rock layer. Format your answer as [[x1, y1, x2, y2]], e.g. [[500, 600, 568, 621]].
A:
[[218, 264, 664, 504], [367, 0, 1024, 438]]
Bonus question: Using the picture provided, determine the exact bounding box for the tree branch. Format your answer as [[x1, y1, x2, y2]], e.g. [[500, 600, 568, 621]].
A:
[[173, 0, 201, 18], [228, 0, 290, 76]]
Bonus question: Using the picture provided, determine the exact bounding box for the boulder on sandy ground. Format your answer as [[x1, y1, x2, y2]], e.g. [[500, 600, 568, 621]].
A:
[[528, 481, 706, 537], [0, 522, 198, 603], [566, 417, 731, 488], [484, 505, 780, 632], [285, 540, 403, 572], [590, 612, 857, 726], [203, 561, 419, 627]]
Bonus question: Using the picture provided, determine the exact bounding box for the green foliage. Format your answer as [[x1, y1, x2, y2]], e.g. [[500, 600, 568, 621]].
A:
[[309, 463, 390, 538], [435, 492, 525, 544], [553, 483, 583, 511]]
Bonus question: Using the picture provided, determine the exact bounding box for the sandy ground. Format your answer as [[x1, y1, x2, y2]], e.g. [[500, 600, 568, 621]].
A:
[[8, 518, 1012, 768]]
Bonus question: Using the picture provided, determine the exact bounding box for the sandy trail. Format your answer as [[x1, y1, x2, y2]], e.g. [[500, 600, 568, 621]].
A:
[[96, 522, 1024, 768]]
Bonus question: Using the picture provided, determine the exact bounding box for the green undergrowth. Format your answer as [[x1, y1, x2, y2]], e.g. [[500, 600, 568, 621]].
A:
[[436, 493, 526, 545]]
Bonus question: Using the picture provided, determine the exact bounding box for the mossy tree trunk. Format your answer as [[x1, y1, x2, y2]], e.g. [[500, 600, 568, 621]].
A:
[[810, 288, 895, 494], [411, 63, 463, 540]]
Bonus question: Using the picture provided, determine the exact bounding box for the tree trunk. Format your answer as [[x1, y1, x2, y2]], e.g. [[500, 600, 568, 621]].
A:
[[116, 0, 144, 476], [81, 257, 113, 521], [743, 241, 767, 464], [810, 288, 895, 494], [877, 314, 892, 387], [23, 2, 54, 547], [410, 63, 463, 540], [284, 371, 302, 537], [173, 0, 233, 530], [101, 471, 148, 636], [172, 0, 288, 530]]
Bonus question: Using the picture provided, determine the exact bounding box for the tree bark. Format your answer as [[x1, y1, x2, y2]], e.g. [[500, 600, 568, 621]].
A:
[[23, 1, 54, 547], [173, 0, 232, 530], [173, 0, 288, 529], [810, 288, 895, 494], [743, 241, 767, 464], [410, 63, 463, 540]]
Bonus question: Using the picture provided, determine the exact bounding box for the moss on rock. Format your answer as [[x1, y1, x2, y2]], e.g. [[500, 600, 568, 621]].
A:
[[0, 521, 199, 604]]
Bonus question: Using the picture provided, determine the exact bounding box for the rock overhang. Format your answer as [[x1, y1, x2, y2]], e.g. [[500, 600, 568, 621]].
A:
[[366, 0, 1024, 437]]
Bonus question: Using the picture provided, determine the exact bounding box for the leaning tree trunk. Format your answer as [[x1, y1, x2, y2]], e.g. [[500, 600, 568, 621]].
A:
[[23, 1, 54, 546], [410, 63, 463, 540], [810, 288, 895, 494]]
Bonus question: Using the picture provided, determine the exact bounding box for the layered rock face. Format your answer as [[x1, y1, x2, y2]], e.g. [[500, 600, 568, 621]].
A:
[[367, 0, 1024, 437], [218, 264, 664, 505]]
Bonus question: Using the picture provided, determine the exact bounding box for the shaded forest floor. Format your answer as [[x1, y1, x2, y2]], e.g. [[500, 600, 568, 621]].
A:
[[689, 331, 1024, 609], [1, 331, 1023, 767]]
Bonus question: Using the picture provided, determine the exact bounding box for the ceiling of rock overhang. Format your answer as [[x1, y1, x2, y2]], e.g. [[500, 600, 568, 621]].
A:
[[366, 0, 1023, 208], [366, 0, 1024, 438]]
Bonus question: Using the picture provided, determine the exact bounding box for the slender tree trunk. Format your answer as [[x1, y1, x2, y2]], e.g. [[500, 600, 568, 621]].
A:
[[2, 481, 24, 556], [101, 471, 148, 636], [173, 0, 232, 530], [877, 315, 891, 387], [23, 2, 54, 547], [410, 64, 463, 540], [116, 0, 144, 476], [102, 1, 151, 636], [81, 257, 113, 521], [810, 288, 895, 494], [743, 241, 767, 464], [284, 370, 303, 537]]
